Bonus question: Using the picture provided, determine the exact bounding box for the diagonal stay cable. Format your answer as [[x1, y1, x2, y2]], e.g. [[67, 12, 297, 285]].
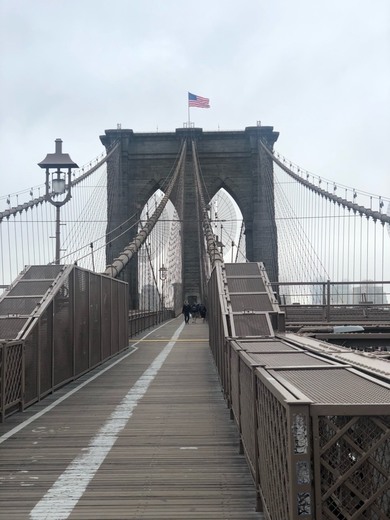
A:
[[191, 139, 223, 268]]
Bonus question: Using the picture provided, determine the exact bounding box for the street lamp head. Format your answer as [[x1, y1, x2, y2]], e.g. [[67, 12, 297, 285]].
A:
[[38, 138, 78, 170], [39, 138, 78, 205]]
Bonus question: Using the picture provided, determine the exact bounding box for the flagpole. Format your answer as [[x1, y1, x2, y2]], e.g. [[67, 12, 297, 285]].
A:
[[187, 93, 191, 127]]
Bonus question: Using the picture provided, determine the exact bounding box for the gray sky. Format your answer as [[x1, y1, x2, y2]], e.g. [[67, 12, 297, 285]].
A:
[[1, 0, 389, 203]]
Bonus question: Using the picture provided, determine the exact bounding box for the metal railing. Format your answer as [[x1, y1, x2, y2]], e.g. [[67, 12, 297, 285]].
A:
[[273, 280, 390, 324], [128, 309, 175, 337]]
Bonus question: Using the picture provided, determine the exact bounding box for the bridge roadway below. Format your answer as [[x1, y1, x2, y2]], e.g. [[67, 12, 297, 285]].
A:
[[0, 317, 262, 520]]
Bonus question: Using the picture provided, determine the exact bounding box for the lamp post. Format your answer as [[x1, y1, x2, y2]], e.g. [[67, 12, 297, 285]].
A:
[[38, 139, 78, 264], [159, 264, 167, 315]]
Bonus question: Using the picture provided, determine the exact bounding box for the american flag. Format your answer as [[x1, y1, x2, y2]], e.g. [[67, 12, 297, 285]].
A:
[[188, 92, 210, 108]]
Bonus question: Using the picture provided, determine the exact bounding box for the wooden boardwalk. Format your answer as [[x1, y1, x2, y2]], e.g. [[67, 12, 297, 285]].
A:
[[0, 317, 262, 519]]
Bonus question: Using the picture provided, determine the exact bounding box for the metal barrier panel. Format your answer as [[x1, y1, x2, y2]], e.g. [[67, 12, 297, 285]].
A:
[[111, 280, 119, 354], [101, 275, 112, 359], [256, 370, 308, 519], [239, 355, 257, 477], [257, 375, 290, 518], [39, 304, 53, 396], [53, 272, 73, 386], [0, 341, 23, 422], [90, 272, 102, 367], [118, 281, 127, 349], [23, 324, 39, 406], [208, 265, 229, 378], [230, 344, 240, 429], [74, 268, 89, 374]]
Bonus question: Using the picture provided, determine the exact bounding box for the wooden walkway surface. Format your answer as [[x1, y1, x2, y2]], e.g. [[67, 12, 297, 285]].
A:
[[0, 317, 262, 519]]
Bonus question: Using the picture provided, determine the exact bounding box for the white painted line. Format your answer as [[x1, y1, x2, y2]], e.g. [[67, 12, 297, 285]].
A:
[[0, 319, 173, 445], [29, 320, 185, 520]]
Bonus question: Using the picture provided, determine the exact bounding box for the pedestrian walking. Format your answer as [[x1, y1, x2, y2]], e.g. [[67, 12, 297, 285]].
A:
[[199, 303, 207, 322], [182, 301, 191, 324], [191, 303, 199, 323]]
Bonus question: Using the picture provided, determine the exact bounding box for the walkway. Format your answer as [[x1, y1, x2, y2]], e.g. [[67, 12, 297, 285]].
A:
[[0, 317, 261, 519]]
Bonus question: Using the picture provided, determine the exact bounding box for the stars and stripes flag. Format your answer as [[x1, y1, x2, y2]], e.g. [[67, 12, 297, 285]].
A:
[[188, 92, 210, 108]]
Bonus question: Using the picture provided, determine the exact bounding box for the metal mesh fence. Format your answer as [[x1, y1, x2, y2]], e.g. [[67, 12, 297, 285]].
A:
[[315, 415, 390, 519], [0, 341, 23, 421], [1, 264, 128, 415], [257, 374, 291, 519], [239, 359, 256, 476]]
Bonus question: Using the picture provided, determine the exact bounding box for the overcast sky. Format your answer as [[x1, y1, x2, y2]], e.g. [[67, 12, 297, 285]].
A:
[[1, 0, 389, 206]]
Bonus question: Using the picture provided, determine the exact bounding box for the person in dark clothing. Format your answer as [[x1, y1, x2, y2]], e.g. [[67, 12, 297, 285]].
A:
[[199, 303, 207, 322], [182, 301, 191, 323], [191, 303, 199, 323]]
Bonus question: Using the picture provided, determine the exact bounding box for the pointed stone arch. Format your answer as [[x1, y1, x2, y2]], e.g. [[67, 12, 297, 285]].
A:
[[101, 125, 279, 306]]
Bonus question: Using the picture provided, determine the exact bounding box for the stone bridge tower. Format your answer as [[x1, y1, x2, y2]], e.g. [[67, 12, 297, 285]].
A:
[[100, 125, 279, 308]]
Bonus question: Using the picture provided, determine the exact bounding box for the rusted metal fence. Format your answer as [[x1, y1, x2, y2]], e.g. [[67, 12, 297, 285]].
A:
[[208, 262, 390, 519]]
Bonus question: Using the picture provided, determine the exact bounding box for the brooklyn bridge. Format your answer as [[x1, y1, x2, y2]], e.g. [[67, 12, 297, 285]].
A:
[[0, 124, 389, 519]]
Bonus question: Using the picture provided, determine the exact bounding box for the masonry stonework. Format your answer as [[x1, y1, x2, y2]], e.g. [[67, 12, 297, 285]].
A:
[[100, 126, 279, 307]]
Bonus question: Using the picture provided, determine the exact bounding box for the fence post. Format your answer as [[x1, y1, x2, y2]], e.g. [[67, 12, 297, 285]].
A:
[[326, 280, 331, 322]]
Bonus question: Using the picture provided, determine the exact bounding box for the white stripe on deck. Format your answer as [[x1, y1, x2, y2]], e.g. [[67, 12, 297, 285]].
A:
[[29, 321, 185, 520]]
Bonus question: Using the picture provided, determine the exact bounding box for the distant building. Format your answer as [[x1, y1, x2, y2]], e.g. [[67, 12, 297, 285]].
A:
[[331, 282, 353, 304], [352, 282, 388, 305]]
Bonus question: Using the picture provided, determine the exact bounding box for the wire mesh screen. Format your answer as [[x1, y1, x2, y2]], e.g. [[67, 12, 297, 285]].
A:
[[0, 341, 23, 420], [256, 375, 291, 519], [239, 360, 256, 476], [74, 268, 90, 374], [208, 265, 229, 373], [314, 414, 390, 519], [232, 313, 271, 337], [53, 273, 72, 385], [90, 272, 102, 367], [39, 303, 53, 397], [230, 346, 240, 428]]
